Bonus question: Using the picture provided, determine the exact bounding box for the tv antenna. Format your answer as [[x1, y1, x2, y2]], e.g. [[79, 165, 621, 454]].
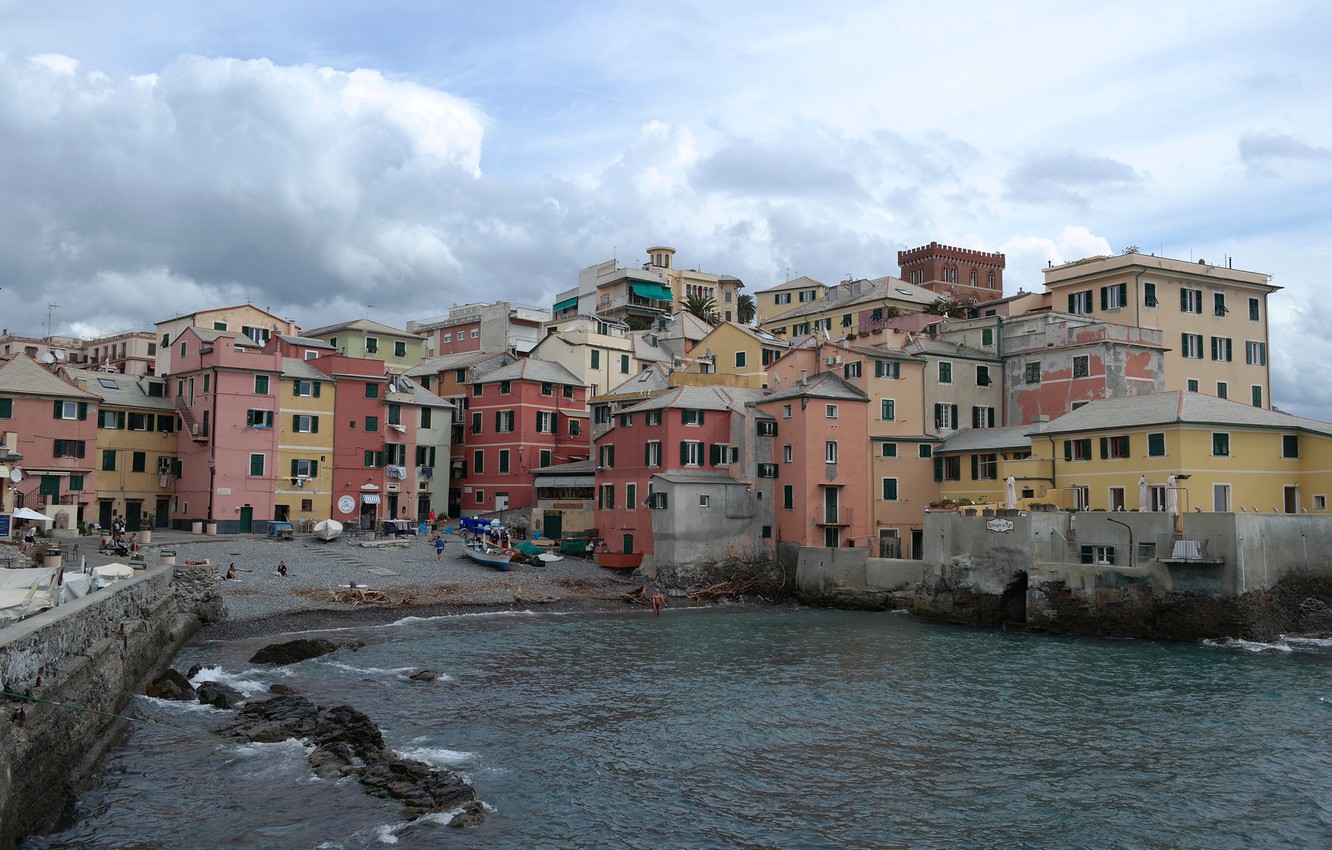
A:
[[46, 303, 61, 339]]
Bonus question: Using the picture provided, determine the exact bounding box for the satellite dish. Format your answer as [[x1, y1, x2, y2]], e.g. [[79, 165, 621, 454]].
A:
[[10, 469, 21, 483], [388, 383, 398, 394], [41, 353, 56, 364], [53, 349, 67, 361]]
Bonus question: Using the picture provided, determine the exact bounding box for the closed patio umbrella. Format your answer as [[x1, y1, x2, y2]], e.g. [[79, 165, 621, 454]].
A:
[[1165, 475, 1179, 516], [1138, 476, 1149, 512], [1005, 476, 1017, 509]]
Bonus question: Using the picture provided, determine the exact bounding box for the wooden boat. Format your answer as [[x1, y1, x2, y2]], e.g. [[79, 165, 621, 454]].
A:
[[462, 543, 512, 570], [596, 552, 643, 571], [313, 519, 343, 541], [462, 522, 513, 570]]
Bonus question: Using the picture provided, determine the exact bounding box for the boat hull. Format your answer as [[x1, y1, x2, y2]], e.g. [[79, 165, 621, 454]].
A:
[[596, 552, 643, 570], [463, 547, 512, 570], [312, 519, 343, 541]]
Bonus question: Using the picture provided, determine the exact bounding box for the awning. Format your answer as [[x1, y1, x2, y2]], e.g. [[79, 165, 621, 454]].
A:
[[630, 282, 673, 302], [360, 494, 381, 505], [553, 297, 578, 312], [534, 476, 596, 488]]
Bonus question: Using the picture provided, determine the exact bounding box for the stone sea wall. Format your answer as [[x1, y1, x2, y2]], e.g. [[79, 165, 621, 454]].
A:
[[0, 565, 222, 849]]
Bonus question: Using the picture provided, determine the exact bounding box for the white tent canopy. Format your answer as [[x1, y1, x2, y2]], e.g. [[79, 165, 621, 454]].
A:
[[12, 508, 52, 522]]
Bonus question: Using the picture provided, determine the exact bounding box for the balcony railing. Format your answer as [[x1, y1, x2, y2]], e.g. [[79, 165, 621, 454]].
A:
[[814, 506, 853, 527]]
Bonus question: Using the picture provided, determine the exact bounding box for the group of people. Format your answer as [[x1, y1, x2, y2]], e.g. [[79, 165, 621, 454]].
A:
[[222, 560, 289, 581]]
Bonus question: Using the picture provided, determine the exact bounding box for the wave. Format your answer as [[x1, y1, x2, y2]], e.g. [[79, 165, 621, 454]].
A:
[[189, 666, 271, 695], [1202, 635, 1332, 655], [395, 741, 476, 768], [314, 659, 454, 681]]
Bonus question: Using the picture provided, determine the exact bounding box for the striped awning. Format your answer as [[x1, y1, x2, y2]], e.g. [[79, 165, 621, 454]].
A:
[[534, 476, 595, 488], [553, 297, 578, 312], [630, 282, 673, 301]]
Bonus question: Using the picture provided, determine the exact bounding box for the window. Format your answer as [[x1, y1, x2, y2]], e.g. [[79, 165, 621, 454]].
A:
[[825, 440, 838, 464], [365, 415, 379, 432], [1249, 297, 1260, 322], [421, 408, 432, 429], [366, 382, 379, 399], [626, 483, 637, 510], [539, 381, 553, 396], [1065, 438, 1093, 461], [1144, 282, 1158, 307], [593, 406, 611, 424], [647, 410, 662, 426], [762, 525, 772, 539], [976, 365, 991, 387], [1245, 341, 1267, 366], [934, 404, 959, 430], [294, 379, 320, 397], [475, 489, 485, 503], [935, 456, 961, 481], [1081, 545, 1116, 566], [1210, 337, 1233, 362], [875, 361, 900, 379], [881, 399, 896, 421], [563, 384, 575, 399], [1214, 293, 1227, 317], [1101, 282, 1127, 310], [569, 420, 581, 437], [495, 411, 515, 432], [470, 412, 482, 434], [387, 404, 402, 426], [843, 361, 861, 379], [497, 380, 511, 395], [1068, 290, 1093, 314], [1024, 362, 1041, 384], [782, 405, 792, 419], [246, 409, 274, 428], [102, 449, 116, 471], [1315, 495, 1327, 511], [293, 415, 319, 433], [179, 341, 187, 357], [879, 478, 899, 501], [938, 362, 952, 384], [1181, 288, 1203, 313], [1181, 333, 1204, 359], [472, 450, 484, 474], [365, 337, 379, 354], [539, 449, 552, 468], [682, 409, 703, 426], [498, 450, 510, 474], [1100, 435, 1131, 459], [881, 443, 897, 458], [619, 413, 633, 427], [131, 451, 146, 473], [249, 453, 266, 476], [919, 444, 933, 458], [758, 463, 778, 478], [470, 329, 479, 338], [1147, 432, 1166, 457], [1072, 355, 1089, 378], [291, 458, 319, 478], [1252, 385, 1263, 408], [599, 444, 615, 468], [251, 374, 269, 395], [1217, 382, 1228, 399], [981, 328, 994, 347], [826, 404, 839, 419], [393, 340, 406, 358], [645, 441, 662, 467], [1187, 379, 1199, 392], [54, 400, 85, 420], [681, 441, 703, 466], [757, 419, 777, 436], [53, 439, 85, 458], [202, 373, 211, 394], [0, 398, 10, 418], [783, 484, 794, 509], [537, 411, 554, 433], [972, 453, 997, 480], [1282, 434, 1299, 458], [590, 350, 600, 369], [1212, 433, 1230, 457], [972, 406, 995, 428]]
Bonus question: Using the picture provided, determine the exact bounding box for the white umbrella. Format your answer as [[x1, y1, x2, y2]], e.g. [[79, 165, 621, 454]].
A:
[[1004, 476, 1017, 509], [12, 507, 52, 522], [1138, 476, 1149, 512], [1165, 475, 1179, 516]]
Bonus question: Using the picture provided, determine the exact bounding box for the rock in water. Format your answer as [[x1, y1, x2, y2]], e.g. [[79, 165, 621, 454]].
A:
[[216, 694, 480, 820], [145, 669, 196, 701], [409, 669, 439, 681], [196, 680, 245, 709], [248, 638, 363, 665]]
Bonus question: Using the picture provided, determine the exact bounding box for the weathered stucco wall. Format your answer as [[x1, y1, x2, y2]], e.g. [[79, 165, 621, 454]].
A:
[[0, 565, 221, 849]]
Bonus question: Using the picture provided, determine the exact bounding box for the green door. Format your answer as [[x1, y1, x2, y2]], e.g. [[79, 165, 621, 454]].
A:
[[239, 506, 253, 534], [543, 510, 563, 540], [156, 498, 170, 528]]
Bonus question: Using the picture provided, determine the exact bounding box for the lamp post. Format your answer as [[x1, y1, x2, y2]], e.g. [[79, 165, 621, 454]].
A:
[[1106, 516, 1133, 568]]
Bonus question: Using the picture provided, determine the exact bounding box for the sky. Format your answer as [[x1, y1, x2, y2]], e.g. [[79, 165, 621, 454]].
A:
[[1, 1, 1330, 415]]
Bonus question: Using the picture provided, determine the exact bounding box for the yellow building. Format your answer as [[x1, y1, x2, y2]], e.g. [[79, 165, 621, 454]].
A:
[[759, 276, 940, 338], [1041, 253, 1279, 408], [752, 276, 828, 325], [688, 322, 789, 386], [155, 304, 300, 376], [302, 318, 426, 372], [938, 391, 1332, 515], [66, 368, 179, 531], [274, 359, 335, 523]]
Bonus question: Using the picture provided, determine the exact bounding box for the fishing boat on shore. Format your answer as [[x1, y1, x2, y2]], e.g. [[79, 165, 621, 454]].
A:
[[312, 519, 343, 541], [461, 519, 513, 571], [596, 551, 643, 571]]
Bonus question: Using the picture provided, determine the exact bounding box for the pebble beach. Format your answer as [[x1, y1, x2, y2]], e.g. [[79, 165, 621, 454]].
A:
[[144, 529, 645, 639]]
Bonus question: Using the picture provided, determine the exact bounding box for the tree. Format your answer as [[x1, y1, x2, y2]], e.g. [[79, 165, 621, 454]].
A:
[[924, 296, 963, 317], [736, 293, 756, 325], [683, 294, 721, 325]]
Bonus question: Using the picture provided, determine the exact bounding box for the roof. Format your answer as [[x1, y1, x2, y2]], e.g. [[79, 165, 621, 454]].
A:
[[762, 371, 868, 403], [532, 459, 597, 475], [276, 334, 335, 349], [189, 327, 259, 347], [405, 351, 513, 378], [0, 355, 100, 400], [471, 358, 585, 387], [623, 385, 769, 414], [303, 318, 418, 338], [63, 368, 171, 409], [767, 276, 939, 323], [753, 275, 827, 294], [154, 303, 290, 328], [281, 358, 327, 380], [1041, 391, 1332, 438], [604, 363, 674, 397], [388, 377, 454, 409], [652, 470, 746, 485], [908, 337, 999, 361], [938, 424, 1045, 454]]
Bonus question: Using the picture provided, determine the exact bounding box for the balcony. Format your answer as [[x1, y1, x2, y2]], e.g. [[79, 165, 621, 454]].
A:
[[814, 506, 853, 527]]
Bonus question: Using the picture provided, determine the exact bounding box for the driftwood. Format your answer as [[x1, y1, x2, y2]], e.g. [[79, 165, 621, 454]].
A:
[[687, 576, 786, 603], [329, 587, 392, 606]]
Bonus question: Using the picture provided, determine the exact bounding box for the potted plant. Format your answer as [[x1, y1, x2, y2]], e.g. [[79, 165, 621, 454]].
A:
[[139, 513, 153, 545], [191, 518, 204, 534], [205, 518, 219, 536]]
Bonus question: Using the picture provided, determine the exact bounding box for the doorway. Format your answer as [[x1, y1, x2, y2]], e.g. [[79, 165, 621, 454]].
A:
[[239, 506, 253, 533], [543, 510, 563, 540], [1283, 485, 1299, 514]]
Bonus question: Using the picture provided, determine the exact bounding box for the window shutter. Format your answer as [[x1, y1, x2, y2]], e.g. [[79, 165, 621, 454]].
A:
[[117, 411, 126, 429], [709, 444, 721, 466], [970, 455, 979, 480], [1100, 287, 1108, 311], [1180, 289, 1189, 310], [1067, 294, 1076, 313], [1117, 283, 1127, 305], [313, 381, 321, 397], [291, 459, 299, 477], [312, 416, 319, 433], [934, 404, 942, 428], [645, 443, 652, 466], [680, 442, 689, 465], [951, 405, 958, 427], [1064, 441, 1073, 461], [1100, 437, 1109, 459], [1081, 545, 1094, 564], [681, 410, 689, 424], [933, 456, 943, 481], [53, 400, 62, 419], [293, 414, 300, 430]]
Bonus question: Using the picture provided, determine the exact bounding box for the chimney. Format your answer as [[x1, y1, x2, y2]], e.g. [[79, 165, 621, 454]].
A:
[[799, 370, 807, 386]]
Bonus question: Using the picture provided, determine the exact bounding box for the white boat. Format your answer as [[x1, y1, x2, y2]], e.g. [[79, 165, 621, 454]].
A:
[[462, 543, 512, 570], [313, 519, 344, 541]]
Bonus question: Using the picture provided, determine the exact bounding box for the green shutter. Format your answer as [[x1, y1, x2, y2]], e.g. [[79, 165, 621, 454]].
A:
[[313, 381, 321, 397], [1064, 441, 1073, 461], [934, 456, 943, 481], [0, 398, 10, 418], [1100, 287, 1108, 311], [1067, 294, 1076, 313], [1081, 545, 1094, 564], [680, 442, 689, 465], [54, 400, 63, 419], [291, 459, 299, 477], [970, 455, 979, 480], [710, 444, 721, 466], [312, 416, 319, 433], [1180, 289, 1189, 310], [1100, 437, 1109, 459]]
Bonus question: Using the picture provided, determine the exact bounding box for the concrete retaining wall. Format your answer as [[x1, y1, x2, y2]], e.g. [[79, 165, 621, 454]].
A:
[[0, 565, 221, 849]]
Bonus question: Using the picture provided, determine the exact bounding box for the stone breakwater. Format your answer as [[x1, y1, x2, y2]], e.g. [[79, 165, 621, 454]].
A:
[[0, 564, 223, 849]]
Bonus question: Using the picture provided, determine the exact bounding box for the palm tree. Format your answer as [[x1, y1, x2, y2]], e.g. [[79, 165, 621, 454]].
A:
[[683, 294, 721, 325], [736, 293, 756, 325]]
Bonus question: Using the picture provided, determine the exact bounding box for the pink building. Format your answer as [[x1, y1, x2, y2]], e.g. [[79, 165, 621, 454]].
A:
[[462, 359, 587, 513], [310, 354, 390, 529], [169, 328, 281, 532], [0, 354, 99, 529], [756, 372, 870, 548]]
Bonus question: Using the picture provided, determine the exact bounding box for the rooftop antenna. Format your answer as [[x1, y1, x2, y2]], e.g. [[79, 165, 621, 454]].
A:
[[46, 303, 60, 339]]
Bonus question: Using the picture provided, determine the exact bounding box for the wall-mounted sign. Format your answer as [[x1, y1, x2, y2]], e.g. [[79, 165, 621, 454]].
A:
[[337, 495, 356, 515], [986, 518, 1015, 534]]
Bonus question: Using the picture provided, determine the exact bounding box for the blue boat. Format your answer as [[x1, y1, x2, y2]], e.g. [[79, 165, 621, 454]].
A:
[[461, 518, 513, 570]]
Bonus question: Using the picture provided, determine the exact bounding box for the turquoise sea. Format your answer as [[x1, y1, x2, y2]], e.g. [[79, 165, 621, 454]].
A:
[[22, 606, 1332, 849]]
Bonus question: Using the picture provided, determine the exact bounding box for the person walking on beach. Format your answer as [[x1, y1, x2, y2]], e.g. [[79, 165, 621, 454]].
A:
[[434, 535, 446, 561]]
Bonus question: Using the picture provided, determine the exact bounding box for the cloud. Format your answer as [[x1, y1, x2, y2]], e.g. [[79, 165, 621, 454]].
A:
[[690, 138, 867, 200], [1238, 131, 1332, 177], [1004, 151, 1143, 207]]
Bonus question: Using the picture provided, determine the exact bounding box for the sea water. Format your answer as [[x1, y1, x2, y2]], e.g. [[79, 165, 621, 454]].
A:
[[22, 607, 1332, 849]]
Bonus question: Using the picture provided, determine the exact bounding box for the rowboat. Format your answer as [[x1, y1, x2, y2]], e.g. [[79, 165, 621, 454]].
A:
[[313, 519, 343, 541], [462, 520, 513, 570], [462, 543, 512, 570], [595, 552, 643, 571]]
